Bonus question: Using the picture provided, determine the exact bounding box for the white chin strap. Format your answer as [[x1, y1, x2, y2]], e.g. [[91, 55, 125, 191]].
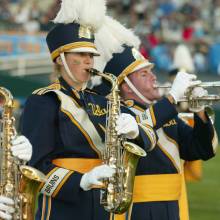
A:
[[124, 76, 152, 105], [60, 53, 87, 90]]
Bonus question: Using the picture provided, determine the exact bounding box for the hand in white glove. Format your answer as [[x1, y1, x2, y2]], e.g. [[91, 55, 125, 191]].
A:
[[169, 71, 201, 103], [80, 165, 115, 191], [0, 196, 15, 220], [11, 135, 33, 161], [189, 87, 208, 112], [116, 113, 139, 139]]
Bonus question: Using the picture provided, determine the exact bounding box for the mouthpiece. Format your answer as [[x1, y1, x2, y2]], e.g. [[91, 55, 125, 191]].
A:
[[87, 68, 99, 75]]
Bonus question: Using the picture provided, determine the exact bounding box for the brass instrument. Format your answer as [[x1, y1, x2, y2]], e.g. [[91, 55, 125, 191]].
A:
[[155, 81, 220, 108], [157, 81, 220, 89], [88, 68, 146, 214], [0, 87, 47, 220]]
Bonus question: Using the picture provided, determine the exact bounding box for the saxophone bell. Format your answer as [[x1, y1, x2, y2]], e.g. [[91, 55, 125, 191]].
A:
[[0, 87, 47, 220]]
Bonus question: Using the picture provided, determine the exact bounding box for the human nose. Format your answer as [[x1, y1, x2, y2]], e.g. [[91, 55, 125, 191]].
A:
[[84, 54, 93, 64], [149, 70, 157, 80]]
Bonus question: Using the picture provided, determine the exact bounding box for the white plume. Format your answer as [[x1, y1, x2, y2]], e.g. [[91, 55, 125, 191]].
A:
[[53, 0, 81, 24], [94, 16, 141, 70], [94, 54, 108, 72], [173, 44, 195, 73], [53, 0, 106, 30], [105, 16, 140, 49]]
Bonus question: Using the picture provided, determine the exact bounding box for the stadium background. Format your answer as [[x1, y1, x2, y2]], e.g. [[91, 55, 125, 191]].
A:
[[0, 0, 220, 219]]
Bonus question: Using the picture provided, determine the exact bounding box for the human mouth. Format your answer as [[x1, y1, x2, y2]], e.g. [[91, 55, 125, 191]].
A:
[[153, 82, 158, 89]]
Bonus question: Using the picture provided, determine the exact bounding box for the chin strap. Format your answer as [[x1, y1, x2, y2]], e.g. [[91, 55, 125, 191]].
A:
[[124, 76, 152, 104], [60, 53, 88, 90]]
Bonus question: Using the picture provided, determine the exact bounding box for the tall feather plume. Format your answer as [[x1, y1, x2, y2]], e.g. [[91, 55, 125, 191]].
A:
[[105, 16, 140, 49], [53, 0, 106, 30], [94, 16, 141, 71], [173, 44, 195, 73], [53, 0, 82, 24]]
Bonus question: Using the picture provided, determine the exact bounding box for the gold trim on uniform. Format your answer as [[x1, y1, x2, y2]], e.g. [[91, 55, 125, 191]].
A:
[[41, 195, 51, 220], [88, 103, 107, 116], [41, 194, 47, 220], [52, 158, 102, 173], [149, 105, 156, 126], [71, 89, 80, 99], [118, 60, 145, 84], [38, 167, 59, 192], [157, 142, 180, 172], [163, 132, 179, 149], [163, 119, 177, 127], [136, 115, 141, 123], [52, 171, 74, 197], [46, 197, 51, 220], [98, 123, 106, 133], [138, 123, 157, 151], [133, 104, 145, 112], [133, 174, 181, 202], [69, 96, 81, 108], [33, 82, 61, 95], [61, 108, 102, 158], [51, 42, 97, 60]]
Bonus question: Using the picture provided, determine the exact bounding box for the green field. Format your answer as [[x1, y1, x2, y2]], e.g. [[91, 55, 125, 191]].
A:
[[187, 149, 220, 220]]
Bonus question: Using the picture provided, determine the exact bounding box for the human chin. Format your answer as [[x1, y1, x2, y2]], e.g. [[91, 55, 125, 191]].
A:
[[79, 74, 91, 83], [154, 90, 161, 100]]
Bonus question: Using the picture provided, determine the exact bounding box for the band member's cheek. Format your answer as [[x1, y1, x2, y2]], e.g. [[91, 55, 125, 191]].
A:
[[73, 60, 81, 65]]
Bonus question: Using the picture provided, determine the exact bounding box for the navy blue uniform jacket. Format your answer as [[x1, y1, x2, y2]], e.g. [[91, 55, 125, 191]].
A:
[[20, 78, 154, 220], [125, 98, 217, 220]]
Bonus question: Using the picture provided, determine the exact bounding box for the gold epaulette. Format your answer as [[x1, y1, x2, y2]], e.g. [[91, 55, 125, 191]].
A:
[[33, 82, 61, 95]]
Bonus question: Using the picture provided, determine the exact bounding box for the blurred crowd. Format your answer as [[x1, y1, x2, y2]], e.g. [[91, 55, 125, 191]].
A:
[[108, 0, 220, 74], [1, 0, 220, 74], [0, 0, 59, 32]]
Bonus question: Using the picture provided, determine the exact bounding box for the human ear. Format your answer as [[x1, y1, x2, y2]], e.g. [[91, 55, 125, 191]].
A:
[[121, 82, 132, 94], [56, 56, 63, 66]]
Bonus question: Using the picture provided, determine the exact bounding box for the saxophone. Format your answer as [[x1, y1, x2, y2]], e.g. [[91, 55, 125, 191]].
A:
[[0, 87, 47, 220], [88, 69, 146, 214]]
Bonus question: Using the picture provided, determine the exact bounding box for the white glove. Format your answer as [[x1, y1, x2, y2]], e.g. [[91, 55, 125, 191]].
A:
[[80, 165, 115, 191], [116, 113, 139, 139], [169, 71, 201, 103], [11, 135, 33, 161], [0, 196, 15, 220], [188, 87, 208, 112]]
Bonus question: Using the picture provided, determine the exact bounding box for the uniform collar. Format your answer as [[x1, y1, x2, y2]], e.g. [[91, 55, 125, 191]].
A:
[[59, 77, 82, 102]]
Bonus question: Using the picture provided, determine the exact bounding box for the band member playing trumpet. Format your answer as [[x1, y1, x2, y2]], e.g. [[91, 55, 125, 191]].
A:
[[93, 15, 218, 220]]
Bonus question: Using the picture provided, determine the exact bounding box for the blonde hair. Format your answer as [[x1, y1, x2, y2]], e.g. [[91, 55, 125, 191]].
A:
[[50, 63, 62, 83]]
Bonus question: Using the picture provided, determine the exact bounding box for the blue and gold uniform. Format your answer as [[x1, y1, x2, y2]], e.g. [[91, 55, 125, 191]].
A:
[[20, 77, 154, 220], [18, 2, 157, 219], [124, 97, 217, 220], [93, 16, 218, 219]]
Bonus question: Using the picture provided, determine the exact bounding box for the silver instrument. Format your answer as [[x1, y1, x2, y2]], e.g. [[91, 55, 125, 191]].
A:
[[155, 81, 220, 109]]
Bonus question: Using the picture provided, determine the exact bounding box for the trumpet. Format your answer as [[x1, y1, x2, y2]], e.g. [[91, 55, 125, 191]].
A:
[[155, 81, 220, 105], [156, 81, 220, 89]]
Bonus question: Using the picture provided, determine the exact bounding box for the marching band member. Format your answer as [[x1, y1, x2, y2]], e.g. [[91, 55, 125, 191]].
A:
[[0, 136, 33, 220], [93, 16, 218, 220], [20, 1, 156, 220]]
